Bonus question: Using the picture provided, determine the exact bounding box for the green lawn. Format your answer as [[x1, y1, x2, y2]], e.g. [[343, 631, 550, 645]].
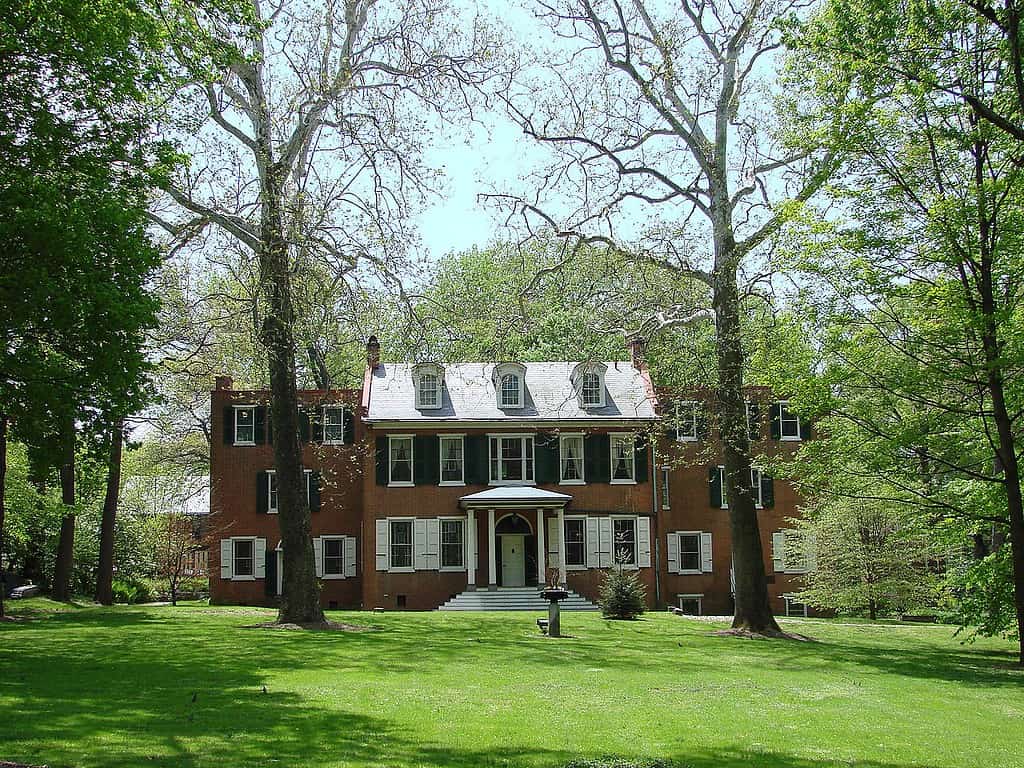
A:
[[1, 601, 1022, 768]]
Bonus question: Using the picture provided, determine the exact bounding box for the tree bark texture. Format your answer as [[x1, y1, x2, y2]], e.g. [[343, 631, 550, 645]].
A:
[[95, 418, 124, 605]]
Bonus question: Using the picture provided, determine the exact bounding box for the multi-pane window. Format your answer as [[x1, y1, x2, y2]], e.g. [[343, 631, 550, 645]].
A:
[[234, 405, 255, 444], [679, 533, 701, 572], [613, 518, 637, 565], [489, 435, 534, 484], [440, 519, 464, 568], [750, 468, 763, 508], [232, 538, 254, 577], [323, 537, 344, 576], [268, 471, 278, 513], [418, 374, 440, 408], [390, 520, 413, 569], [389, 436, 413, 485], [500, 373, 522, 408], [676, 401, 698, 441], [564, 518, 586, 566], [559, 435, 584, 483], [660, 466, 671, 509], [779, 402, 801, 440], [323, 406, 345, 444], [440, 436, 464, 484], [610, 434, 635, 482], [580, 372, 602, 407], [745, 401, 759, 441]]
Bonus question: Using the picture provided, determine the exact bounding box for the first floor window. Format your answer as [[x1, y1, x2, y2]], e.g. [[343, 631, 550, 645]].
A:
[[564, 518, 586, 566], [389, 436, 413, 484], [233, 539, 254, 577], [390, 520, 413, 568], [676, 401, 698, 441], [613, 518, 637, 565], [679, 533, 701, 572], [234, 405, 255, 444], [660, 466, 671, 509], [323, 406, 345, 444], [440, 436, 464, 484], [490, 435, 534, 483], [560, 435, 584, 482], [611, 434, 635, 482], [268, 471, 278, 513], [440, 519, 464, 568], [323, 537, 344, 576]]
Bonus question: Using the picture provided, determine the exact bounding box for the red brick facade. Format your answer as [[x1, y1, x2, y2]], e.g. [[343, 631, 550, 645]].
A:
[[209, 368, 812, 615]]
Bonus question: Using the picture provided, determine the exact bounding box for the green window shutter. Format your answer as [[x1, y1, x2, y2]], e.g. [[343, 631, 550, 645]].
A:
[[310, 472, 322, 511], [747, 401, 761, 441], [298, 411, 311, 443], [708, 466, 722, 508], [375, 437, 388, 485], [662, 399, 677, 441], [634, 436, 648, 483], [799, 418, 813, 441], [696, 404, 710, 441], [414, 435, 439, 485], [254, 406, 267, 444], [343, 408, 356, 444], [585, 434, 611, 483], [310, 408, 324, 443], [761, 474, 775, 508], [223, 406, 234, 444], [535, 433, 558, 483], [769, 403, 781, 440], [464, 435, 488, 484], [256, 471, 268, 514]]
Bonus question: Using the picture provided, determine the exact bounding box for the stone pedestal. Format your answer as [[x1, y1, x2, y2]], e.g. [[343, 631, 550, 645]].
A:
[[541, 587, 569, 638]]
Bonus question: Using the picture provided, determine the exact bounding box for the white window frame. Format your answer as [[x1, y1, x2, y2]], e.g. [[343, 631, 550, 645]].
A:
[[499, 373, 523, 408], [388, 435, 414, 487], [660, 465, 671, 510], [677, 531, 703, 575], [676, 401, 698, 442], [745, 400, 758, 439], [488, 434, 535, 486], [417, 373, 440, 409], [677, 593, 704, 616], [611, 515, 638, 568], [558, 433, 586, 485], [304, 469, 313, 507], [778, 401, 802, 441], [751, 467, 763, 509], [321, 535, 346, 579], [580, 371, 604, 408], [231, 536, 257, 581], [563, 515, 588, 570], [323, 405, 345, 445], [233, 404, 256, 446], [439, 517, 465, 571], [266, 470, 278, 514], [610, 433, 636, 484], [439, 435, 465, 486], [388, 518, 415, 572]]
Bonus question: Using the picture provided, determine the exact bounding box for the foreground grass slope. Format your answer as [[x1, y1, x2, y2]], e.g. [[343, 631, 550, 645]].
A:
[[0, 601, 1021, 768]]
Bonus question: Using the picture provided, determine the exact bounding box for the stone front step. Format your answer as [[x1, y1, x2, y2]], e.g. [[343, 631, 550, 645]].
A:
[[438, 586, 599, 611]]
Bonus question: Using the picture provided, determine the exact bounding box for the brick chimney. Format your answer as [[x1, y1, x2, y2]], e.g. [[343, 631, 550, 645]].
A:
[[628, 336, 647, 370], [214, 375, 233, 391], [366, 335, 381, 370]]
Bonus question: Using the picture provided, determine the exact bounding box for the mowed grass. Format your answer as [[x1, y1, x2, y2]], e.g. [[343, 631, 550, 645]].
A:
[[1, 601, 1022, 768]]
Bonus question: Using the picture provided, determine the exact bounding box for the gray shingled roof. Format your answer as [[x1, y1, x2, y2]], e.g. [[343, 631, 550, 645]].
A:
[[365, 362, 657, 423]]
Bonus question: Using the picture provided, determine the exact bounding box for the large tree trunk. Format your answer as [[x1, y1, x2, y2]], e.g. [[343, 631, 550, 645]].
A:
[[259, 164, 324, 626], [0, 414, 7, 617], [95, 418, 124, 605], [715, 264, 782, 635], [51, 425, 76, 602]]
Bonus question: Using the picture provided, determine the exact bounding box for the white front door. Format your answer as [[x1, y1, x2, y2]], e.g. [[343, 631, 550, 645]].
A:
[[501, 535, 526, 587]]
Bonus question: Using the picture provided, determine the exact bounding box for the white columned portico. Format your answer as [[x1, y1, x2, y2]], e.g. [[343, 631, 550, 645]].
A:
[[557, 506, 567, 586], [536, 508, 546, 587], [487, 507, 497, 590], [466, 508, 476, 590]]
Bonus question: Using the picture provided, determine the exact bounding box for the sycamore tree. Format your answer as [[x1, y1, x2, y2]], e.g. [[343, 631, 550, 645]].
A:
[[153, 0, 496, 625], [494, 0, 849, 635]]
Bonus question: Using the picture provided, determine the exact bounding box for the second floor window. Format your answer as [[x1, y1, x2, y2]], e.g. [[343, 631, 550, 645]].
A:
[[676, 401, 698, 441], [611, 434, 636, 482], [560, 435, 584, 483], [490, 435, 534, 483], [268, 471, 278, 513], [440, 436, 464, 484], [660, 466, 671, 509], [389, 436, 413, 485], [323, 406, 345, 444], [234, 405, 255, 444], [779, 402, 801, 440]]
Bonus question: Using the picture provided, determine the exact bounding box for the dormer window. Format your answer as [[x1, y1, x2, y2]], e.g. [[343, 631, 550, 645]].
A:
[[493, 362, 526, 409], [412, 363, 444, 410], [571, 362, 607, 409]]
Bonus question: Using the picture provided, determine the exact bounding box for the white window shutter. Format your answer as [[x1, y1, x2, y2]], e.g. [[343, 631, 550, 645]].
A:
[[637, 517, 651, 568], [598, 517, 613, 568], [772, 531, 785, 572], [220, 539, 232, 580], [586, 516, 600, 568], [375, 519, 389, 571], [547, 517, 560, 556], [666, 533, 679, 574], [313, 536, 324, 578], [254, 538, 267, 578], [414, 518, 428, 571], [426, 518, 440, 570], [700, 532, 713, 573], [344, 536, 357, 578]]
